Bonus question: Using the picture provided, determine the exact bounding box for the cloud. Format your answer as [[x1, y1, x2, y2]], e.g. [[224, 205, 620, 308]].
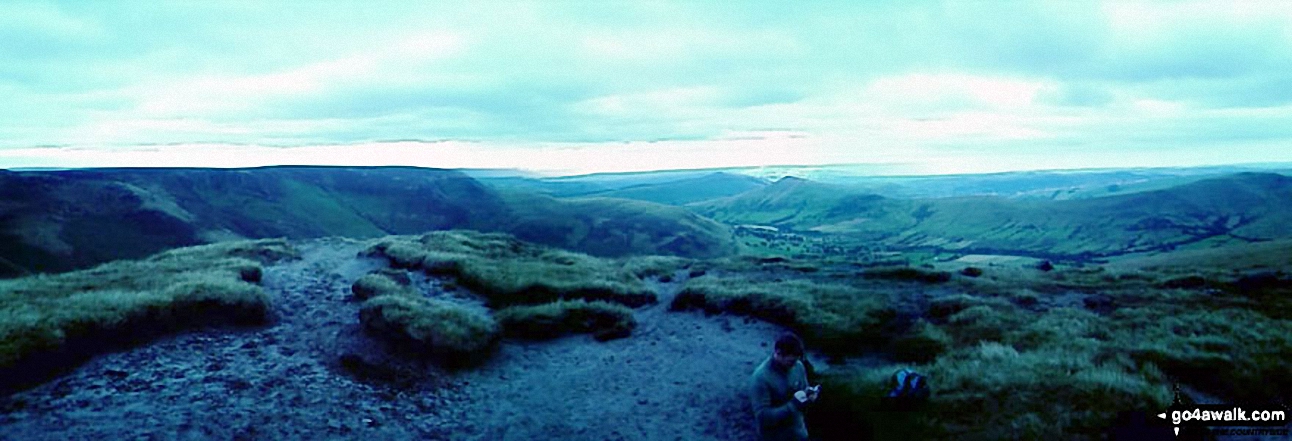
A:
[[2, 1, 1292, 172]]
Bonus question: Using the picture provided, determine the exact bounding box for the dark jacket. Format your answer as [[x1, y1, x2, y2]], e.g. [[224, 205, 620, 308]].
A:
[[750, 356, 810, 441]]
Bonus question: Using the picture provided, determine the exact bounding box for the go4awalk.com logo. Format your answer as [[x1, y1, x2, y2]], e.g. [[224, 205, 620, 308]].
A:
[[1158, 404, 1289, 437]]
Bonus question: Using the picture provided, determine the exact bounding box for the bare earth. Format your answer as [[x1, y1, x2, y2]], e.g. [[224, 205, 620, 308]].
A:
[[0, 238, 790, 440]]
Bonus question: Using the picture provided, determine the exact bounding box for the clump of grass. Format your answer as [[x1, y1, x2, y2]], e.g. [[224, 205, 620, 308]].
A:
[[862, 266, 952, 283], [1108, 307, 1292, 403], [358, 294, 499, 366], [495, 300, 636, 342], [889, 320, 952, 363], [669, 276, 894, 355], [813, 342, 1171, 440], [960, 267, 983, 277], [351, 273, 412, 301], [0, 239, 294, 391], [366, 231, 657, 308], [926, 294, 1013, 320], [942, 305, 1029, 345], [926, 342, 1171, 438], [619, 255, 691, 280]]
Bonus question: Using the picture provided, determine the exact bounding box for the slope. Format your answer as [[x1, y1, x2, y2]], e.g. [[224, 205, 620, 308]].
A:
[[0, 167, 737, 276]]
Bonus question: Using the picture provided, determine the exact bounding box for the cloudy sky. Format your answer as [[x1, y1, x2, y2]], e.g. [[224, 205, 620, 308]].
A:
[[2, 1, 1291, 175]]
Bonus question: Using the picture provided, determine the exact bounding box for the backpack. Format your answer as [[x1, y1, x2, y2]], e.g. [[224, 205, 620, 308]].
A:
[[882, 368, 930, 411]]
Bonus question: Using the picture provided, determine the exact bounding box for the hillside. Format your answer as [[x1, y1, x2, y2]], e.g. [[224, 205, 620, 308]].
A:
[[730, 163, 1292, 200], [694, 172, 1292, 259], [0, 167, 736, 276], [499, 191, 737, 258]]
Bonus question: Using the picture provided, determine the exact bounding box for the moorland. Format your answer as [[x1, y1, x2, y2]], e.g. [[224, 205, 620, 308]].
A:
[[1, 163, 1289, 439]]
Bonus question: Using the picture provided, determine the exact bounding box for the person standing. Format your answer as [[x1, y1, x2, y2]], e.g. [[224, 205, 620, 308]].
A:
[[750, 332, 819, 441]]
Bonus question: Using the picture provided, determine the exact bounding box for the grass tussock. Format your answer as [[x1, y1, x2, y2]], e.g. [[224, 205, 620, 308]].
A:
[[0, 239, 295, 390], [669, 276, 894, 355], [366, 231, 657, 308], [351, 272, 413, 301], [1109, 306, 1292, 403], [619, 255, 692, 280], [358, 294, 500, 365], [496, 300, 636, 342], [889, 319, 952, 363]]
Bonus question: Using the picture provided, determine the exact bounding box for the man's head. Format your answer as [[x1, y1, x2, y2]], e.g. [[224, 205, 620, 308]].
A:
[[771, 332, 804, 370]]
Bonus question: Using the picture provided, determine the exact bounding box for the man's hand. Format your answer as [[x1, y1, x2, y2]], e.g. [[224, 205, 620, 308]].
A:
[[807, 384, 821, 402]]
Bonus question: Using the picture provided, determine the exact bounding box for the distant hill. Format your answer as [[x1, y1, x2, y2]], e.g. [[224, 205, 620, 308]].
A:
[[728, 163, 1292, 200], [0, 167, 736, 276], [476, 169, 740, 198], [692, 172, 1292, 259], [575, 172, 767, 205]]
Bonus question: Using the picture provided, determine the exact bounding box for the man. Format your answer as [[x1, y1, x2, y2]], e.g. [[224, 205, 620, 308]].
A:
[[750, 332, 819, 441]]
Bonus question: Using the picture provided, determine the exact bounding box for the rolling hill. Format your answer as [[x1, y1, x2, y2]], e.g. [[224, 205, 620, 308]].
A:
[[0, 167, 736, 276], [570, 172, 767, 205], [476, 169, 767, 203], [692, 172, 1292, 259]]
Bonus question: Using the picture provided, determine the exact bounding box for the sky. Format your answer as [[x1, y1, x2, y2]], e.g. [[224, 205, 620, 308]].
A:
[[2, 1, 1291, 176]]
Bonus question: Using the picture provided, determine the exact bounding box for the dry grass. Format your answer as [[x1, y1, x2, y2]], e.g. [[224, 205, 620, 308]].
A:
[[0, 239, 296, 391]]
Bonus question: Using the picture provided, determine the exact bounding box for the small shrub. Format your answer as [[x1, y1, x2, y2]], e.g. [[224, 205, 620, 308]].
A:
[[863, 267, 952, 283], [960, 267, 983, 277], [496, 300, 636, 341], [1159, 275, 1210, 289]]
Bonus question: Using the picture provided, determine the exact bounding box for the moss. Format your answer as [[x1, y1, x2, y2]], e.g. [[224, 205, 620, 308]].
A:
[[358, 294, 499, 365], [496, 300, 636, 341]]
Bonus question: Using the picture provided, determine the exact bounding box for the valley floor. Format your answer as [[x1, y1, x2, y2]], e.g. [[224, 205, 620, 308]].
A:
[[0, 238, 790, 440]]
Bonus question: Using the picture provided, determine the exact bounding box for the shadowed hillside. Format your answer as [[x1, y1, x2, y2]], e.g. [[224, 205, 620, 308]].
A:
[[500, 191, 737, 259], [0, 167, 736, 276]]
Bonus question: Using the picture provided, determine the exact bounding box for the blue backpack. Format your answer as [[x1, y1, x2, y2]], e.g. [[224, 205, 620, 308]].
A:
[[883, 368, 930, 410]]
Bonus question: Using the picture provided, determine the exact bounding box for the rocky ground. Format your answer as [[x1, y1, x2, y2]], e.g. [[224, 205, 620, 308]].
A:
[[0, 238, 794, 440]]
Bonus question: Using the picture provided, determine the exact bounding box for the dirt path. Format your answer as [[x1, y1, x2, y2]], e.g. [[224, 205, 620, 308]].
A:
[[0, 238, 792, 440]]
